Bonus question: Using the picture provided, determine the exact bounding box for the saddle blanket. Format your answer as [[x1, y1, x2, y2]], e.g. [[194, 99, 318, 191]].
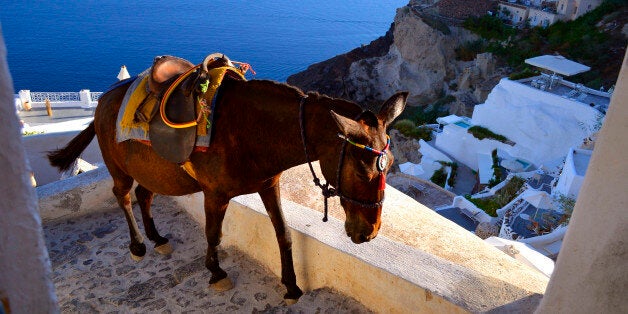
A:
[[115, 70, 212, 148]]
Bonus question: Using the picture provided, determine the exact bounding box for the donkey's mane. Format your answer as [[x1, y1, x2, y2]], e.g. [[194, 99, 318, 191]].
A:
[[240, 79, 362, 116]]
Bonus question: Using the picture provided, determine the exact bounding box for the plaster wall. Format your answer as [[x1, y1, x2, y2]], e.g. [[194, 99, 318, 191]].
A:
[[23, 130, 103, 186], [434, 122, 511, 170], [554, 148, 587, 197], [0, 27, 58, 313], [471, 78, 601, 167], [536, 45, 628, 314]]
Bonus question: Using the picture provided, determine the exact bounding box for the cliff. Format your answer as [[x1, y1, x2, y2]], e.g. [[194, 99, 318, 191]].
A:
[[287, 6, 491, 109]]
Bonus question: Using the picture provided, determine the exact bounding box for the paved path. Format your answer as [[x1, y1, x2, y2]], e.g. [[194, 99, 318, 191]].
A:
[[43, 196, 371, 313]]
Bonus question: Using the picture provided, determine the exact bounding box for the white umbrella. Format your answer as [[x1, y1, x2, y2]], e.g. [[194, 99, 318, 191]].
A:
[[523, 192, 554, 209], [399, 162, 424, 177], [117, 65, 130, 81]]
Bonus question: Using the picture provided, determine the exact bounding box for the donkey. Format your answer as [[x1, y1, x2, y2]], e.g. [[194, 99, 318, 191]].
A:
[[48, 54, 407, 303]]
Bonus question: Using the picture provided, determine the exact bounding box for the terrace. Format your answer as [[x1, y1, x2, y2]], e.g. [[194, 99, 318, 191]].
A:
[[520, 55, 612, 113]]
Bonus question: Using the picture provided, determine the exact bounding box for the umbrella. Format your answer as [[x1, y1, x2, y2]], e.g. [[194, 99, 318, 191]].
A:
[[525, 55, 590, 77], [399, 162, 424, 177], [523, 192, 554, 209], [117, 65, 130, 81]]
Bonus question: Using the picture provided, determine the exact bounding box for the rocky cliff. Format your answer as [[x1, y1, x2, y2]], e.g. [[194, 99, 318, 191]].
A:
[[287, 5, 495, 109]]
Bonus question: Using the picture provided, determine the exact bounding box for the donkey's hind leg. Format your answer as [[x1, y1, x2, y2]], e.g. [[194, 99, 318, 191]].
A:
[[135, 184, 172, 255], [112, 176, 146, 261]]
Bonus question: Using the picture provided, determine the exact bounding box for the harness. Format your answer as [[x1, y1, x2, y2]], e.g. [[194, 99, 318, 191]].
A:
[[298, 95, 390, 222]]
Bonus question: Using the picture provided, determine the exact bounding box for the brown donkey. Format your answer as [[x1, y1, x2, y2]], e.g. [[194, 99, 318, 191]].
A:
[[48, 55, 407, 303]]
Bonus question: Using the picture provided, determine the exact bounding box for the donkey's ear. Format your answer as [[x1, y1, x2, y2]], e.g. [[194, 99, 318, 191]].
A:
[[330, 111, 366, 137], [377, 92, 408, 126]]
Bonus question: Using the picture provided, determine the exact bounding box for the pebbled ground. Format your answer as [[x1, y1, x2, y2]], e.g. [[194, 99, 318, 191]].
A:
[[43, 195, 371, 313]]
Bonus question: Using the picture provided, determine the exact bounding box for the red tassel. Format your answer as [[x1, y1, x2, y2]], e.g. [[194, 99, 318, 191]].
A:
[[378, 173, 386, 191]]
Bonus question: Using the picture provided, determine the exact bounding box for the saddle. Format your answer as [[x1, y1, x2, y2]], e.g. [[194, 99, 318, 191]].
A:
[[120, 53, 249, 163]]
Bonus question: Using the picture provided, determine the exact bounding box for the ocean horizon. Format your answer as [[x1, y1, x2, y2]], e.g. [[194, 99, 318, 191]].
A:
[[1, 0, 407, 93]]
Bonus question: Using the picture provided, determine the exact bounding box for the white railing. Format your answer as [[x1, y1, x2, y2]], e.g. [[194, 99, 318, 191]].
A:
[[30, 92, 80, 102], [17, 89, 101, 109], [90, 92, 103, 102]]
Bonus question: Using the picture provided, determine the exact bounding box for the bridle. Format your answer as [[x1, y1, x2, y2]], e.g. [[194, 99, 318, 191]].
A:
[[299, 95, 389, 222]]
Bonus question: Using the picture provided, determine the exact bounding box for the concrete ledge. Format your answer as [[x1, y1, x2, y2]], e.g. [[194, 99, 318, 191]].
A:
[[37, 167, 117, 222], [38, 166, 548, 313], [24, 130, 103, 186]]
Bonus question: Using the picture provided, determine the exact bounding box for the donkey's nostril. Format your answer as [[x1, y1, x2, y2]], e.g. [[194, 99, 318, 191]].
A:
[[358, 234, 368, 243]]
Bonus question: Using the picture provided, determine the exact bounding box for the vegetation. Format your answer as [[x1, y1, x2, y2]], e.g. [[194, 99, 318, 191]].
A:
[[556, 193, 576, 224], [393, 119, 433, 141], [397, 94, 453, 126], [468, 126, 511, 144], [422, 15, 451, 35], [462, 0, 628, 88], [437, 161, 458, 188], [463, 14, 514, 40], [508, 67, 540, 80], [447, 162, 458, 187], [430, 166, 448, 188], [455, 39, 486, 61], [488, 149, 503, 188], [466, 176, 526, 217]]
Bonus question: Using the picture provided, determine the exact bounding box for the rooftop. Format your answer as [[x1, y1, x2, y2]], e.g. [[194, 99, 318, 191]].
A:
[[19, 107, 94, 127], [436, 207, 480, 232]]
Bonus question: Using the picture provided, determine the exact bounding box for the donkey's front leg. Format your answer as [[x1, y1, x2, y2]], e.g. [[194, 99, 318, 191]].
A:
[[203, 192, 233, 292], [259, 182, 303, 305]]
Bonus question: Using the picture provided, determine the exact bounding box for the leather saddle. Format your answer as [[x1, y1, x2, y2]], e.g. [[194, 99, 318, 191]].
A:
[[148, 56, 197, 164], [146, 54, 244, 164]]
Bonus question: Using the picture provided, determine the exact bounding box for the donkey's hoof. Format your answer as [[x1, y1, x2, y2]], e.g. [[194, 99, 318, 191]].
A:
[[154, 242, 173, 255], [285, 298, 299, 306], [130, 252, 144, 262], [210, 277, 233, 292]]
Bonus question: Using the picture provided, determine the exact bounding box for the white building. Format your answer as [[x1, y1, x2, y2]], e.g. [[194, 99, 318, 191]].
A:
[[435, 55, 610, 174], [554, 147, 592, 197]]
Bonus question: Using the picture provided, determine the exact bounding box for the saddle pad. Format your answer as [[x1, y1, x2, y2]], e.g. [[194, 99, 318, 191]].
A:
[[116, 69, 212, 148]]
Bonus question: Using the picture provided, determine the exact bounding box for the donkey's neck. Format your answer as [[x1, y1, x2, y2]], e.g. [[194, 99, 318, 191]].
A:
[[218, 79, 361, 179]]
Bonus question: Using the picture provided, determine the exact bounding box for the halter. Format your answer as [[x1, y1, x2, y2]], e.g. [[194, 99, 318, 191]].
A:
[[299, 95, 389, 222]]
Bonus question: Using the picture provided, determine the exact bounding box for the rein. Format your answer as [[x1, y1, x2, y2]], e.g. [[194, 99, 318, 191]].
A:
[[299, 96, 388, 222]]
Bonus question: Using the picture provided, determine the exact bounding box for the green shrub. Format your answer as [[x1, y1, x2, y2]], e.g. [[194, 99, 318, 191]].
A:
[[455, 40, 486, 61], [468, 126, 511, 144], [509, 67, 540, 80], [430, 167, 448, 188], [463, 14, 515, 40], [447, 162, 458, 187], [393, 119, 433, 141], [466, 1, 628, 88], [397, 95, 452, 126], [467, 176, 526, 217]]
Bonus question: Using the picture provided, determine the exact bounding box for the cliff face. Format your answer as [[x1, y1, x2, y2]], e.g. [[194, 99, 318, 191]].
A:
[[287, 6, 480, 107]]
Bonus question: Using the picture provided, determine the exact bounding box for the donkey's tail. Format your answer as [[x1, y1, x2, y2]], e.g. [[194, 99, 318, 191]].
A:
[[48, 122, 96, 171]]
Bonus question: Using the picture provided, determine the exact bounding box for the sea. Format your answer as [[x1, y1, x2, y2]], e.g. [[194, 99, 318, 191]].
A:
[[1, 0, 407, 93]]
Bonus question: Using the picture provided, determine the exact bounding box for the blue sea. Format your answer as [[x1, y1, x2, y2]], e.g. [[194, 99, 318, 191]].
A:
[[1, 0, 407, 93]]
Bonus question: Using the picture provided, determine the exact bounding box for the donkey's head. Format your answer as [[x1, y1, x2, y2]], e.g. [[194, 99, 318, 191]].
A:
[[321, 92, 407, 243]]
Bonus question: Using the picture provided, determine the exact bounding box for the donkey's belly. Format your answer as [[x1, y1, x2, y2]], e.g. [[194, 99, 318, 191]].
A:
[[124, 142, 202, 196]]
